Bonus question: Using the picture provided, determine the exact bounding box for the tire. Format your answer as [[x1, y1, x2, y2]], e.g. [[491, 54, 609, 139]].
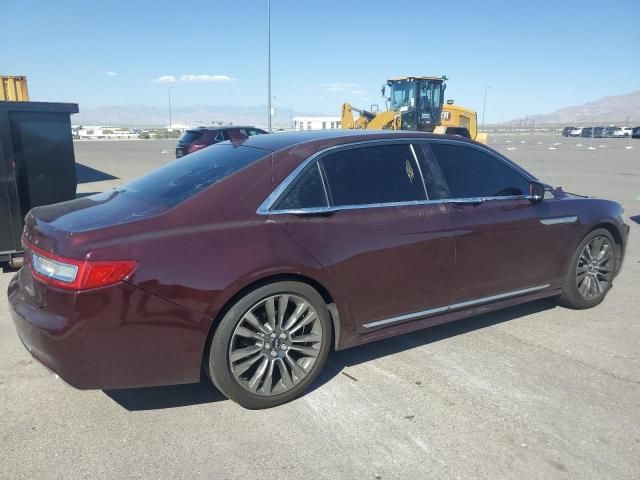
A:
[[207, 281, 332, 409], [557, 228, 618, 309]]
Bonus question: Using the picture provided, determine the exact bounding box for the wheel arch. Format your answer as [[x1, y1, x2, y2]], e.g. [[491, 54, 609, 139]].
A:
[[201, 273, 346, 372], [592, 221, 625, 273]]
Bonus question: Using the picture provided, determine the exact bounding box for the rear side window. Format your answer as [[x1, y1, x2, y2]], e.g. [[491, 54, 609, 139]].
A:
[[429, 143, 529, 198], [179, 130, 204, 144], [123, 144, 268, 206], [320, 143, 427, 206], [213, 131, 229, 142], [275, 163, 327, 210]]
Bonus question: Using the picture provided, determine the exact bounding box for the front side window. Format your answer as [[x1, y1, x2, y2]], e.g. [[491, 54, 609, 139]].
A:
[[320, 143, 426, 206], [429, 143, 529, 198]]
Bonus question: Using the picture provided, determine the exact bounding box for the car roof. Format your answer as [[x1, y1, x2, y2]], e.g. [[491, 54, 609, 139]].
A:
[[232, 129, 475, 153]]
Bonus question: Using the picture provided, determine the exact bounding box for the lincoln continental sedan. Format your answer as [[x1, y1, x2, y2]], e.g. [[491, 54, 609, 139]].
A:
[[9, 130, 629, 408]]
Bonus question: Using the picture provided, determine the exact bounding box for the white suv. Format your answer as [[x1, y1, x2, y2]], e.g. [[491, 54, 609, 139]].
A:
[[613, 127, 633, 137]]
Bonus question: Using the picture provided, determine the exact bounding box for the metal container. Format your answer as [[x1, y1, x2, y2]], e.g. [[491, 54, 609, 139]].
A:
[[0, 101, 78, 264], [1, 76, 29, 101]]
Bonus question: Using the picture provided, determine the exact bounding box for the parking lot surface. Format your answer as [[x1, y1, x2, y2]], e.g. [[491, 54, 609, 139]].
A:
[[1, 135, 639, 479]]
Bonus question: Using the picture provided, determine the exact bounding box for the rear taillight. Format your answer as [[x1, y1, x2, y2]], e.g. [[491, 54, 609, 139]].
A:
[[188, 143, 206, 153], [28, 243, 137, 291]]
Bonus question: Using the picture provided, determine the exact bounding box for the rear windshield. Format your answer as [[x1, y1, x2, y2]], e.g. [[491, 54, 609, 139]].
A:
[[122, 144, 268, 206], [179, 130, 205, 144]]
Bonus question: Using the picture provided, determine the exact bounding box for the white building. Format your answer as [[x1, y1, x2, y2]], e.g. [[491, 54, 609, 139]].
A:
[[293, 116, 342, 131], [73, 125, 138, 140]]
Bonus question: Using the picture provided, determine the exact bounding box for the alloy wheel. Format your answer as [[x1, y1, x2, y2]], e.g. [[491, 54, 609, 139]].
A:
[[576, 235, 614, 300], [228, 294, 323, 396]]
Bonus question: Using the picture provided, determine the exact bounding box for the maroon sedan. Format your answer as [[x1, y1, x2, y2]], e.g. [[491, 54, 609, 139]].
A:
[[9, 130, 629, 408], [175, 126, 267, 158]]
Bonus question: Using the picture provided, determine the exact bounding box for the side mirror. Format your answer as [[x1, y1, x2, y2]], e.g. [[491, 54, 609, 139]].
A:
[[381, 85, 386, 98], [528, 181, 545, 204]]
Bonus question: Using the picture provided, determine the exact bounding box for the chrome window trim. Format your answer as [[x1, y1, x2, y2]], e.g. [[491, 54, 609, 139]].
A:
[[540, 215, 578, 226], [257, 137, 534, 215], [316, 162, 331, 208], [362, 284, 551, 329], [261, 195, 530, 216], [409, 143, 429, 200]]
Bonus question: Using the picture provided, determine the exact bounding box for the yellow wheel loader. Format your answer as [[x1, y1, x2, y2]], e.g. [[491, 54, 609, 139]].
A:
[[340, 76, 487, 143]]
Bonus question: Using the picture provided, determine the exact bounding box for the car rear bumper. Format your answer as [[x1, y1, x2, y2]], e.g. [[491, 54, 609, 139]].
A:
[[8, 270, 210, 390]]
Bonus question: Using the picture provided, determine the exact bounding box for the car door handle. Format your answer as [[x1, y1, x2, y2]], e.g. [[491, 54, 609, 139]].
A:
[[291, 209, 337, 218], [447, 198, 486, 207]]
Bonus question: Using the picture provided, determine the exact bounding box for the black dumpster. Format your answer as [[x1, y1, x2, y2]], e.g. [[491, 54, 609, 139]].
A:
[[0, 101, 78, 264]]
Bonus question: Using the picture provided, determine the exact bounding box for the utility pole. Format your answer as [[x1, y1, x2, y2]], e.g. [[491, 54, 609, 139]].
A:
[[267, 0, 272, 132], [168, 86, 174, 129], [482, 85, 491, 128]]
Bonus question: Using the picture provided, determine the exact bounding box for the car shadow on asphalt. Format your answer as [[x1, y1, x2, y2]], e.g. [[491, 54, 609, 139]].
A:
[[309, 297, 558, 394], [104, 371, 226, 411], [104, 298, 557, 411]]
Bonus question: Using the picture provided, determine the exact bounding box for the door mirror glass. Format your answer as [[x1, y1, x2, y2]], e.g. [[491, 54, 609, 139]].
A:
[[528, 181, 545, 203]]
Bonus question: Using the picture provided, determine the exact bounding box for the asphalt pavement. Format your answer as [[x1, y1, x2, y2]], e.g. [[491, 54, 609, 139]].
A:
[[1, 134, 639, 479]]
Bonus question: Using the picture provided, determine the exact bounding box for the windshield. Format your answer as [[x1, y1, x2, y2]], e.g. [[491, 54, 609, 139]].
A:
[[389, 80, 415, 111], [123, 144, 268, 206]]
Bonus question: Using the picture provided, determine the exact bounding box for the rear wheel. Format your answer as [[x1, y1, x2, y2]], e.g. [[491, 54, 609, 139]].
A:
[[558, 228, 617, 309], [208, 281, 332, 409]]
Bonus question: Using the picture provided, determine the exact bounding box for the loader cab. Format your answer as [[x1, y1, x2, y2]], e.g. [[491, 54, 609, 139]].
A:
[[387, 76, 446, 131]]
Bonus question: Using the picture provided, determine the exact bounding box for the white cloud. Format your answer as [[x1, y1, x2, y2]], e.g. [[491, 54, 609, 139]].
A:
[[179, 74, 233, 83], [105, 71, 117, 77], [152, 74, 233, 84], [320, 82, 366, 96], [153, 75, 178, 84]]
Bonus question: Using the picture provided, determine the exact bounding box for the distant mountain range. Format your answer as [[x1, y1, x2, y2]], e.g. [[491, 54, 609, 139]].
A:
[[72, 104, 319, 128], [73, 90, 640, 128], [508, 90, 640, 125]]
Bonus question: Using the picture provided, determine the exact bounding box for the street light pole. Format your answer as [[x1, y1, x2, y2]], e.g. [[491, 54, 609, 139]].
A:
[[482, 85, 491, 128], [267, 0, 272, 132], [168, 86, 174, 129]]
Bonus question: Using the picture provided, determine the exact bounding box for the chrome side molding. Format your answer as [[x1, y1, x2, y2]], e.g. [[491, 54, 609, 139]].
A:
[[540, 216, 578, 226], [362, 284, 551, 329]]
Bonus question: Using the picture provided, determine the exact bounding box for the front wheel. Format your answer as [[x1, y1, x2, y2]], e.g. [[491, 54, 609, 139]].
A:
[[558, 228, 618, 309], [207, 281, 332, 409]]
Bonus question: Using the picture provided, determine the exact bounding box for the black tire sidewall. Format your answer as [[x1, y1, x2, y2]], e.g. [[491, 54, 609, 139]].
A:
[[208, 281, 332, 409], [559, 228, 617, 309]]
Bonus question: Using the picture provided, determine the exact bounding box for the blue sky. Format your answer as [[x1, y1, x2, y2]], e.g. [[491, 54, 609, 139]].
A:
[[2, 0, 638, 122]]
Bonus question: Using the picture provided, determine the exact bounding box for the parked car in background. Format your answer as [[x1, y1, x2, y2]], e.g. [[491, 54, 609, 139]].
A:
[[592, 127, 605, 138], [632, 127, 640, 139], [604, 126, 618, 137], [562, 127, 575, 137], [569, 128, 583, 137], [580, 127, 593, 138], [613, 127, 633, 138], [175, 126, 268, 158], [9, 130, 629, 409]]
